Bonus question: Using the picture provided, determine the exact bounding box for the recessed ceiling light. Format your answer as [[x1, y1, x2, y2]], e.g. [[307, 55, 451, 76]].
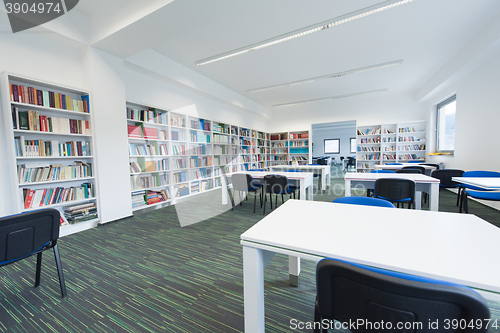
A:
[[196, 0, 415, 66], [247, 60, 403, 93], [272, 89, 388, 108]]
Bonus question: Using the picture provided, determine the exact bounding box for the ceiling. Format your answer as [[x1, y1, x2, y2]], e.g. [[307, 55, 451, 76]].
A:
[[2, 0, 500, 112]]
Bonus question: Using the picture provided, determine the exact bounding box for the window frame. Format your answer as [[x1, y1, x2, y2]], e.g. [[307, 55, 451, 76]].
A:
[[324, 138, 340, 154], [436, 95, 456, 154]]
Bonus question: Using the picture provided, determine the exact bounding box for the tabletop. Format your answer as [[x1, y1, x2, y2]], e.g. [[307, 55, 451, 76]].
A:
[[452, 177, 500, 190], [241, 200, 500, 294], [230, 170, 314, 180], [345, 172, 440, 183], [373, 163, 437, 169]]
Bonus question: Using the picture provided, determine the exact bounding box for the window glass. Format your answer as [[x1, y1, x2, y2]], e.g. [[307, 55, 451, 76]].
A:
[[436, 96, 456, 152]]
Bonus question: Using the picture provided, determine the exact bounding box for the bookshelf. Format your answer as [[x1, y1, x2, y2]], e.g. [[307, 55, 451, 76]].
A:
[[270, 131, 310, 166], [356, 121, 427, 172], [127, 103, 171, 211], [0, 73, 99, 236]]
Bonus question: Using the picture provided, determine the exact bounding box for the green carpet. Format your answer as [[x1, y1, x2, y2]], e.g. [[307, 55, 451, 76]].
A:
[[1, 167, 500, 332]]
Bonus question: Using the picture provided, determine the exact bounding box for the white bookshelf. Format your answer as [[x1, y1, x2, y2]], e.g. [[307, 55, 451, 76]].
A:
[[356, 121, 427, 172], [0, 73, 99, 236]]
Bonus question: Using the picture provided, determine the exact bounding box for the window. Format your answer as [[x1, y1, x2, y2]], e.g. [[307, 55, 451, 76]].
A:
[[350, 138, 356, 153], [436, 95, 456, 152], [324, 139, 340, 154]]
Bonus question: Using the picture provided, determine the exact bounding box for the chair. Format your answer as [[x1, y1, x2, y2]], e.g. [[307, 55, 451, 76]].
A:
[[314, 258, 490, 333], [401, 165, 426, 174], [396, 168, 423, 174], [366, 170, 396, 196], [285, 170, 303, 199], [263, 174, 295, 215], [231, 174, 263, 213], [459, 170, 500, 213], [431, 169, 464, 206], [421, 163, 440, 169], [386, 162, 402, 165], [346, 157, 356, 171], [408, 160, 423, 163], [374, 178, 416, 208], [332, 196, 395, 208], [0, 208, 67, 298]]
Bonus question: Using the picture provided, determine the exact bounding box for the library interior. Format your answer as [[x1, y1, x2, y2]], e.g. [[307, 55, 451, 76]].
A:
[[1, 1, 500, 332]]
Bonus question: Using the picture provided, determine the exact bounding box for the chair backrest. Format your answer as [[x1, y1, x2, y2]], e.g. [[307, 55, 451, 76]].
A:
[[370, 170, 396, 174], [248, 169, 265, 171], [407, 160, 422, 163], [231, 173, 254, 191], [462, 170, 500, 178], [431, 169, 464, 187], [374, 178, 415, 202], [402, 165, 426, 173], [0, 209, 60, 266], [315, 258, 490, 332], [332, 196, 395, 208], [386, 162, 402, 165], [396, 168, 423, 174], [264, 174, 289, 194], [421, 163, 440, 169], [285, 170, 303, 172], [317, 158, 328, 165]]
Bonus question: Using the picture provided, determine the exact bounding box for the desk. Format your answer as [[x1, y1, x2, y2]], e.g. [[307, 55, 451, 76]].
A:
[[452, 177, 500, 190], [221, 171, 314, 205], [269, 165, 331, 191], [373, 163, 437, 175], [344, 172, 440, 211], [241, 200, 500, 332]]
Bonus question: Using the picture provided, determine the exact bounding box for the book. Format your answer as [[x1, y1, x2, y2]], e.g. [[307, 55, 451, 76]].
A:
[[145, 161, 156, 172], [143, 127, 159, 139], [127, 124, 142, 138]]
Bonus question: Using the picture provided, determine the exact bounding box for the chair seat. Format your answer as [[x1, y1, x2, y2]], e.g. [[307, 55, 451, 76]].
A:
[[466, 189, 500, 201], [376, 195, 412, 203]]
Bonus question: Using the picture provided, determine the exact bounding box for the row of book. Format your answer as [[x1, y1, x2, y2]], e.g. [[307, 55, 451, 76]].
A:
[[398, 127, 419, 133], [398, 136, 422, 142], [18, 161, 92, 183], [171, 115, 186, 128], [14, 137, 91, 157], [213, 156, 233, 166], [358, 146, 381, 152], [172, 144, 186, 155], [15, 109, 91, 134], [189, 119, 211, 132], [213, 145, 229, 154], [271, 149, 288, 154], [176, 183, 189, 197], [129, 143, 168, 156], [190, 168, 210, 180], [190, 131, 210, 143], [171, 130, 186, 141], [398, 144, 426, 151], [240, 129, 250, 137], [130, 174, 169, 191], [23, 182, 94, 209], [271, 142, 287, 148], [173, 172, 187, 183], [358, 128, 381, 135], [189, 156, 212, 168], [129, 159, 169, 173], [242, 148, 257, 155], [127, 124, 168, 140], [10, 83, 89, 113], [240, 139, 256, 146], [288, 140, 308, 147], [290, 156, 308, 161], [212, 123, 231, 134], [358, 153, 381, 161], [127, 108, 167, 125], [289, 132, 309, 139], [146, 190, 170, 205], [270, 133, 287, 140], [213, 133, 230, 144], [360, 137, 381, 144], [189, 145, 209, 156], [174, 159, 186, 169], [64, 202, 98, 224]]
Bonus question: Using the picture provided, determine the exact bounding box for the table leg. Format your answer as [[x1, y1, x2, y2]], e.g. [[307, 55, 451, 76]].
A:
[[345, 179, 352, 196], [415, 191, 422, 210], [326, 168, 331, 188], [429, 183, 439, 211], [243, 246, 274, 333], [289, 255, 301, 287], [221, 176, 228, 205]]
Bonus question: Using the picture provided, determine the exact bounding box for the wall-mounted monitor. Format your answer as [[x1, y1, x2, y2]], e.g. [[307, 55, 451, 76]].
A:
[[324, 139, 340, 154]]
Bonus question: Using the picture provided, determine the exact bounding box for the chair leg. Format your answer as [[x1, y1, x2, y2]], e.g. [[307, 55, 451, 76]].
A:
[[53, 244, 67, 298], [35, 252, 43, 288], [239, 191, 243, 206], [281, 193, 284, 204], [263, 191, 267, 215], [457, 187, 462, 206], [275, 194, 278, 209], [253, 190, 257, 213], [464, 192, 469, 214]]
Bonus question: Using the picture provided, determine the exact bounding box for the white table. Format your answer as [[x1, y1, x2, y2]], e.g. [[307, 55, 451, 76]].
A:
[[221, 171, 314, 205], [373, 163, 437, 175], [344, 172, 440, 211], [452, 177, 500, 190], [269, 165, 331, 191], [241, 200, 500, 332]]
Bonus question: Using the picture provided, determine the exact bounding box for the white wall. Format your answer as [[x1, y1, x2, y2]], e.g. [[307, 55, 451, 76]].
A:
[[268, 92, 427, 133]]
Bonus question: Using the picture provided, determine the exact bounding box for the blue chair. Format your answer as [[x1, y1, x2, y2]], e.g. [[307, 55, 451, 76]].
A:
[[459, 170, 500, 213], [248, 169, 265, 171], [408, 160, 423, 163], [0, 209, 67, 298], [366, 170, 396, 196], [314, 258, 490, 333], [462, 190, 500, 214], [332, 196, 395, 208], [386, 162, 402, 165]]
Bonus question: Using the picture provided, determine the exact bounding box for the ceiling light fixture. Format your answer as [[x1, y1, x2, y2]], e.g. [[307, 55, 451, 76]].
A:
[[272, 88, 388, 108], [196, 0, 415, 66], [247, 60, 403, 93]]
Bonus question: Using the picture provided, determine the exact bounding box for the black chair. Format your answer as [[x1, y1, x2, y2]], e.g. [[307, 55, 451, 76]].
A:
[[396, 168, 423, 174], [401, 165, 426, 174], [346, 157, 356, 171], [374, 178, 416, 208], [263, 174, 295, 214], [0, 208, 67, 298], [314, 258, 490, 333], [421, 163, 440, 169], [231, 174, 262, 213], [431, 169, 464, 206]]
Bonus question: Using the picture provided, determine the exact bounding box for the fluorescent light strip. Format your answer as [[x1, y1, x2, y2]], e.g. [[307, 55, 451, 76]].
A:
[[272, 89, 388, 108], [196, 0, 414, 66], [247, 60, 403, 93]]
